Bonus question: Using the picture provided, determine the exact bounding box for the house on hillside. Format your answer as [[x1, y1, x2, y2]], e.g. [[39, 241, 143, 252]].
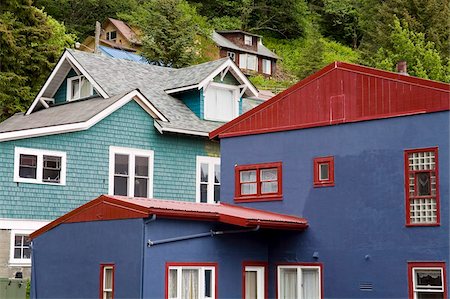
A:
[[0, 49, 258, 279], [30, 62, 449, 298], [212, 30, 279, 76]]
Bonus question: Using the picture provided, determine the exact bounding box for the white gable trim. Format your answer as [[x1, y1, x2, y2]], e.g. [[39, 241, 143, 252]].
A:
[[153, 121, 209, 137], [165, 84, 199, 94], [26, 50, 109, 115], [0, 90, 167, 142]]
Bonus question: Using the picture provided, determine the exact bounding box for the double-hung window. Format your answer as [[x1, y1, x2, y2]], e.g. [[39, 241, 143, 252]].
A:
[[235, 162, 282, 202], [262, 59, 272, 75], [405, 147, 439, 226], [109, 146, 154, 198], [408, 262, 447, 299], [204, 83, 239, 122], [106, 31, 117, 41], [167, 263, 216, 299], [244, 35, 253, 46], [277, 264, 322, 299], [67, 75, 93, 101], [313, 156, 334, 187], [239, 54, 258, 71], [243, 263, 266, 299], [9, 230, 32, 266], [14, 147, 67, 185], [100, 264, 115, 299], [196, 156, 220, 203]]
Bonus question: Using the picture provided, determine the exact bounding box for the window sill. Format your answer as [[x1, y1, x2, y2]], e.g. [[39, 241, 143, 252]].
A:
[[14, 179, 65, 186], [313, 181, 334, 188], [406, 223, 440, 227], [235, 194, 282, 203], [9, 261, 31, 267]]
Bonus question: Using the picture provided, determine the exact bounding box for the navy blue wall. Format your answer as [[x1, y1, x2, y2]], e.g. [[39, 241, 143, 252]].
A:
[[220, 111, 450, 298], [31, 219, 144, 299], [143, 218, 270, 298]]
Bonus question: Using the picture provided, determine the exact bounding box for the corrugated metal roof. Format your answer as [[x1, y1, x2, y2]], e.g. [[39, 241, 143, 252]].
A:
[[210, 61, 450, 139], [31, 195, 308, 238], [99, 46, 148, 63]]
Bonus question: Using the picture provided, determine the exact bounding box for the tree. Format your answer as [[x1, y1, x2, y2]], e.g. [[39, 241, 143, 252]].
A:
[[121, 0, 212, 68], [0, 0, 74, 121], [373, 18, 448, 82]]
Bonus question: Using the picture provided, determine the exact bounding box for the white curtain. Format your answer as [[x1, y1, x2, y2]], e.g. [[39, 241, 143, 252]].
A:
[[182, 269, 199, 299], [245, 271, 257, 299], [169, 269, 178, 298], [302, 269, 320, 299], [280, 269, 297, 299]]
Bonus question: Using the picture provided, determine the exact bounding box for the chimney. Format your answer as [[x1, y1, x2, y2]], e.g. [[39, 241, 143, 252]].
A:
[[396, 61, 408, 75], [94, 21, 101, 54]]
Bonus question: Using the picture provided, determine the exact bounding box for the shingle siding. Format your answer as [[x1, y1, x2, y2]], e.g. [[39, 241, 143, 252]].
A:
[[0, 100, 219, 220]]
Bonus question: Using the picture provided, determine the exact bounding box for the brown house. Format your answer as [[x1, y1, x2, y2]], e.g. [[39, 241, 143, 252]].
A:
[[212, 30, 279, 76], [80, 18, 142, 53]]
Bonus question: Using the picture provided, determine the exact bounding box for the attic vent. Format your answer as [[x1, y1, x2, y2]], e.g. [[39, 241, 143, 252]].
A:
[[359, 282, 373, 291]]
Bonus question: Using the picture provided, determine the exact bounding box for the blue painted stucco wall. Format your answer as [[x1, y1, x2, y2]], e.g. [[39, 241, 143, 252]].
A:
[[220, 111, 450, 298], [0, 100, 219, 220], [31, 219, 144, 299]]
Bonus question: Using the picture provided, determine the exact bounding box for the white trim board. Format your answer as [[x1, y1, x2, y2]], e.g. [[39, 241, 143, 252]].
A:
[[153, 121, 210, 137], [0, 218, 50, 230], [0, 90, 168, 142]]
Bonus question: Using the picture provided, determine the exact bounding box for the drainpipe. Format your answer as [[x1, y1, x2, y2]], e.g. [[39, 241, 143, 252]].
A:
[[141, 215, 156, 298], [147, 225, 260, 247]]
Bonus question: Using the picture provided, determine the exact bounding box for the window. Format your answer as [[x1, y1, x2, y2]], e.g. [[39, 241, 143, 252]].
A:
[[405, 147, 439, 226], [277, 264, 322, 299], [204, 83, 239, 122], [239, 54, 258, 71], [262, 59, 272, 75], [14, 147, 67, 185], [167, 263, 216, 299], [106, 31, 117, 41], [408, 262, 447, 299], [235, 162, 282, 202], [244, 35, 253, 46], [227, 51, 236, 61], [109, 146, 154, 198], [100, 264, 115, 299], [9, 230, 32, 265], [313, 157, 334, 187], [67, 75, 93, 101], [243, 262, 266, 299], [196, 156, 220, 204]]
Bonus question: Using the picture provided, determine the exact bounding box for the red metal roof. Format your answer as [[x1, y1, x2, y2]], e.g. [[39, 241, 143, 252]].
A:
[[31, 195, 308, 239], [210, 61, 450, 139]]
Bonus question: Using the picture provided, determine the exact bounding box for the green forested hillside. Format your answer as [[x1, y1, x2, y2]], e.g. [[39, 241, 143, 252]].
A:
[[1, 0, 449, 120]]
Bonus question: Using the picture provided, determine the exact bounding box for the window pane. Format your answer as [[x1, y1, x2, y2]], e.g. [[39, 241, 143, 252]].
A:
[[245, 271, 257, 299], [214, 185, 220, 203], [241, 183, 257, 195], [135, 156, 149, 176], [303, 269, 320, 299], [14, 248, 21, 259], [22, 247, 31, 259], [247, 55, 257, 70], [319, 163, 329, 181], [15, 235, 23, 246], [416, 270, 442, 287], [80, 77, 91, 98], [240, 170, 256, 183], [43, 155, 62, 183], [280, 268, 297, 299], [182, 269, 199, 299], [205, 269, 212, 297], [23, 236, 31, 246], [104, 268, 113, 289], [416, 172, 431, 196], [200, 184, 208, 203], [417, 293, 443, 299], [261, 168, 277, 181], [261, 181, 278, 194], [114, 176, 128, 196], [200, 163, 209, 183], [115, 154, 128, 175], [71, 79, 80, 99], [214, 165, 220, 184], [134, 178, 148, 197], [19, 155, 37, 179], [169, 269, 178, 298]]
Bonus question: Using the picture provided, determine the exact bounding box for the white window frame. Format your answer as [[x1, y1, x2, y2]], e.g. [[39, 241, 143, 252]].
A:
[[66, 75, 94, 101], [108, 146, 154, 198], [262, 59, 272, 75], [239, 54, 258, 71], [412, 266, 445, 298], [203, 82, 240, 122], [14, 147, 67, 185], [244, 35, 253, 46], [244, 266, 265, 299], [102, 266, 114, 299], [196, 156, 221, 204], [168, 266, 215, 299], [227, 51, 236, 61], [9, 229, 32, 266], [277, 265, 322, 299]]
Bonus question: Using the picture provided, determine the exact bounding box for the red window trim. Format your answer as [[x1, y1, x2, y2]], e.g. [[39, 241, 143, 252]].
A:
[[99, 263, 115, 299], [275, 262, 324, 299], [407, 261, 447, 299], [313, 156, 334, 187], [165, 262, 218, 299], [404, 147, 440, 227], [242, 261, 268, 299], [234, 162, 282, 202]]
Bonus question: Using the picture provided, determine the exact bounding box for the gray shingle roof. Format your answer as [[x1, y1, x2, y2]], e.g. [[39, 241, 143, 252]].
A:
[[212, 31, 280, 60]]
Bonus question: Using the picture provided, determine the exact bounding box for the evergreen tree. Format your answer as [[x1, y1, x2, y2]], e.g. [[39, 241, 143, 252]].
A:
[[0, 0, 74, 121]]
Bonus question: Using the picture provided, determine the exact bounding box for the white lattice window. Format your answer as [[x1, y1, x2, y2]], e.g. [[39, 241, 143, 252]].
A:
[[405, 148, 439, 225]]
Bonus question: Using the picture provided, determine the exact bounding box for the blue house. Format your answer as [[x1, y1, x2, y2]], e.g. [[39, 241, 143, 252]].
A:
[[0, 49, 258, 278], [30, 62, 449, 298]]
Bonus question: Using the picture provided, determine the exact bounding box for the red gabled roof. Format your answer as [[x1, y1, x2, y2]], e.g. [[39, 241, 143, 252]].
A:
[[31, 195, 308, 239], [210, 61, 450, 139]]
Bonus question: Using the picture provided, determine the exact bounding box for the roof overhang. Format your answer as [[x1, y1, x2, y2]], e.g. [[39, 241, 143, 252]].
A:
[[153, 121, 210, 137], [31, 195, 308, 239], [0, 90, 168, 142]]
